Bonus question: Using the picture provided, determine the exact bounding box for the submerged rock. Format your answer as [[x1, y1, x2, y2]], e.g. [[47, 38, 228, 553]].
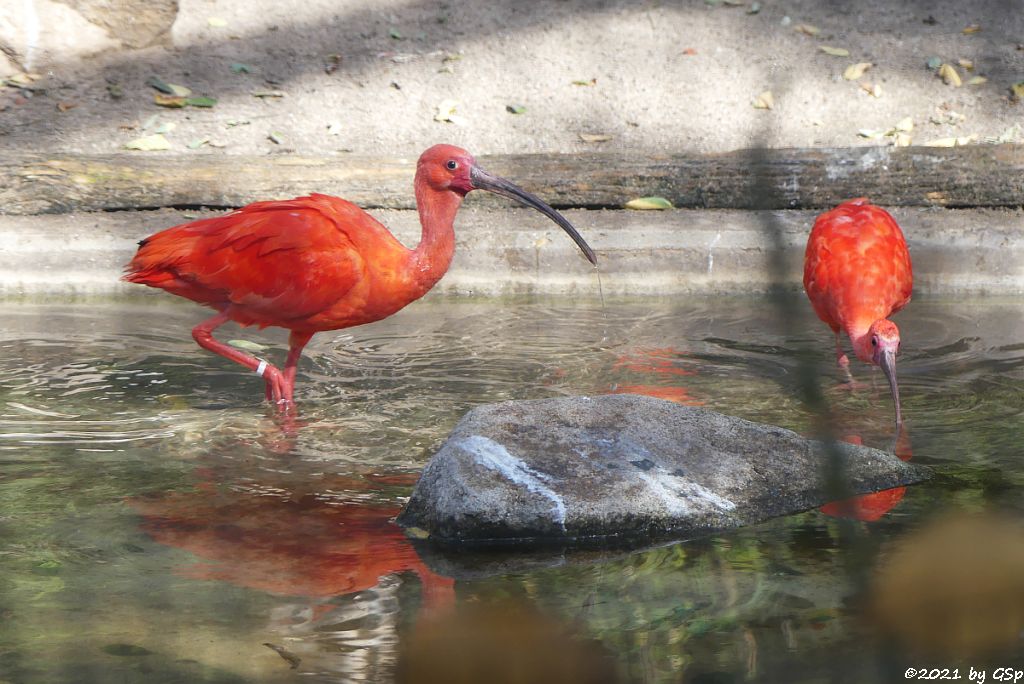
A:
[[397, 395, 930, 546]]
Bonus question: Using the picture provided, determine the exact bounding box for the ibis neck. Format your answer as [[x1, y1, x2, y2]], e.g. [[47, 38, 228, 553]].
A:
[[410, 181, 461, 293]]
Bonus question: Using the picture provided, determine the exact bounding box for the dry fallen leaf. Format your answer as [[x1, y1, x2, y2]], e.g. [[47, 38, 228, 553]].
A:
[[1011, 82, 1024, 101], [843, 62, 872, 80], [752, 90, 774, 109], [957, 58, 974, 71], [682, 48, 697, 56], [404, 526, 430, 540], [145, 76, 175, 94], [893, 132, 912, 147], [858, 129, 885, 139], [984, 124, 1021, 144], [895, 117, 914, 133], [154, 93, 215, 109], [56, 101, 78, 112], [434, 99, 466, 125], [579, 133, 612, 143], [967, 75, 987, 86], [939, 63, 962, 87], [8, 72, 41, 85], [819, 46, 850, 57], [251, 90, 286, 98], [962, 24, 981, 34], [125, 134, 171, 151], [571, 78, 597, 86], [154, 93, 187, 108], [185, 96, 217, 108], [922, 135, 977, 147], [207, 17, 228, 27], [860, 81, 883, 98], [794, 23, 820, 36], [625, 197, 673, 210], [228, 339, 268, 352]]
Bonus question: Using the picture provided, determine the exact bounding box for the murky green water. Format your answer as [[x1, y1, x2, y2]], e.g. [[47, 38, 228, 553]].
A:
[[1, 294, 1022, 683]]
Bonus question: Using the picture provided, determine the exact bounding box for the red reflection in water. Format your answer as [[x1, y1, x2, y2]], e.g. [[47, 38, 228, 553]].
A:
[[819, 430, 913, 522], [612, 347, 695, 377], [130, 472, 453, 612], [608, 347, 703, 405], [610, 384, 704, 406]]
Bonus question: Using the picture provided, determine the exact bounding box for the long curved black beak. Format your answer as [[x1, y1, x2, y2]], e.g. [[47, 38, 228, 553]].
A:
[[879, 347, 903, 429], [470, 165, 597, 265]]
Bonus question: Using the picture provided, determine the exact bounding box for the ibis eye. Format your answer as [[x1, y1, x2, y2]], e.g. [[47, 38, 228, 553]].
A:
[[446, 160, 458, 170], [871, 337, 878, 347]]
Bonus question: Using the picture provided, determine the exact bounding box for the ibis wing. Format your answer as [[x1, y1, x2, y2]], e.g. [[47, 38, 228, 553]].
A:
[[126, 196, 369, 325]]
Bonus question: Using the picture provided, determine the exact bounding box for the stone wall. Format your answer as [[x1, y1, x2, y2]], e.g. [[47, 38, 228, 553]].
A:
[[0, 0, 177, 76]]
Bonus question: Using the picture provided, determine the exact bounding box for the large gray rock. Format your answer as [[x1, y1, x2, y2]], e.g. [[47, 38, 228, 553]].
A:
[[397, 395, 930, 545]]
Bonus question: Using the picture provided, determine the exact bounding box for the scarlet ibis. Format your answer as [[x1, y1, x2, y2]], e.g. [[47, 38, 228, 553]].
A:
[[124, 144, 596, 408], [803, 197, 912, 427]]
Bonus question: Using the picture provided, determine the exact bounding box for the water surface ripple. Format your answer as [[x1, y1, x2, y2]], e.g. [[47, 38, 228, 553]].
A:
[[1, 295, 1021, 683]]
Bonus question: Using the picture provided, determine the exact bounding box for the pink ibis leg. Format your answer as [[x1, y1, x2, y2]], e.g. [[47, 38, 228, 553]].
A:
[[191, 312, 287, 404], [281, 331, 314, 405]]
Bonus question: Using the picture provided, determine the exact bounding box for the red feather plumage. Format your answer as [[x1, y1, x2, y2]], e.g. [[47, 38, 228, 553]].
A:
[[124, 194, 419, 332], [803, 197, 912, 334]]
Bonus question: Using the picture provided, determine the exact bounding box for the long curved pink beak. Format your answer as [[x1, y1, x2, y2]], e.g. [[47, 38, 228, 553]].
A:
[[470, 165, 597, 265], [879, 346, 902, 428]]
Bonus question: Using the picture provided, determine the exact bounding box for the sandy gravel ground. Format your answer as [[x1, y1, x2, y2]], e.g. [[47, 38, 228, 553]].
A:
[[2, 0, 1023, 159]]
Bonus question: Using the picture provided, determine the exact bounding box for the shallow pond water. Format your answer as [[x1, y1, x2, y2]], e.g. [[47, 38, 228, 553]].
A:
[[1, 294, 1022, 683]]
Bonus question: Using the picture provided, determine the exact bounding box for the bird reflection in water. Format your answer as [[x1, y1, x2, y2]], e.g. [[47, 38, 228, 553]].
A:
[[608, 347, 703, 406], [128, 466, 452, 618], [819, 429, 913, 522]]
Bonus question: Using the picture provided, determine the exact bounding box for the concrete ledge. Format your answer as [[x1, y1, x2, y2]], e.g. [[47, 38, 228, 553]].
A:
[[1, 207, 1022, 296]]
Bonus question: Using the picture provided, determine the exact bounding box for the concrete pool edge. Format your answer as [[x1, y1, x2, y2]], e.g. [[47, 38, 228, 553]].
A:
[[1, 206, 1022, 296]]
